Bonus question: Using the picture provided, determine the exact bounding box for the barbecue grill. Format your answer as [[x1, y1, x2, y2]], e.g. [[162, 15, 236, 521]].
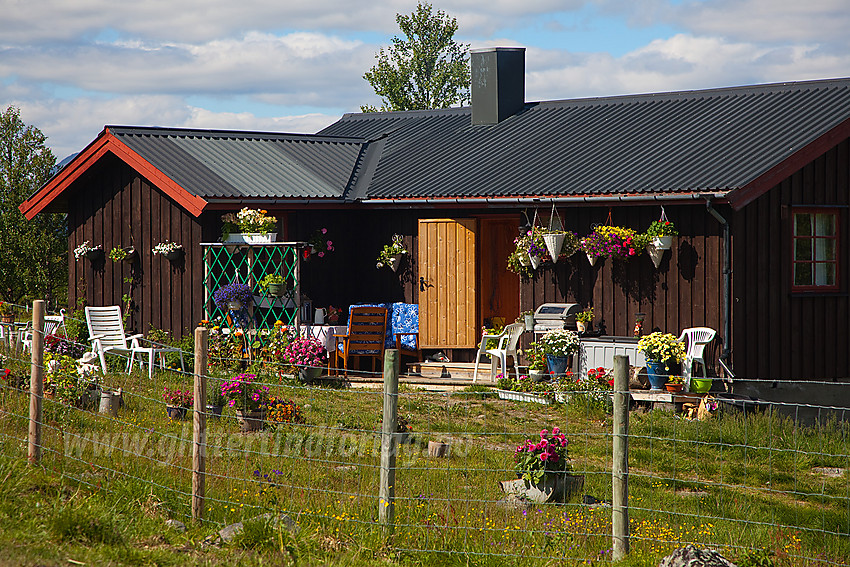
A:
[[532, 303, 582, 338]]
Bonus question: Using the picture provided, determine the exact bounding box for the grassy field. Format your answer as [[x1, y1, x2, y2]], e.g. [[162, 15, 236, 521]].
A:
[[0, 347, 848, 566]]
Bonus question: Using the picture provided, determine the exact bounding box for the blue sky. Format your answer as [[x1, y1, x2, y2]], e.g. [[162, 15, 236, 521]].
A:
[[1, 0, 848, 160]]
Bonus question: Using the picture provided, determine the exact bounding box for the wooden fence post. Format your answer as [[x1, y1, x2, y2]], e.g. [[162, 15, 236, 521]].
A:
[[192, 326, 208, 523], [612, 354, 630, 559], [28, 300, 45, 466], [379, 349, 400, 532]]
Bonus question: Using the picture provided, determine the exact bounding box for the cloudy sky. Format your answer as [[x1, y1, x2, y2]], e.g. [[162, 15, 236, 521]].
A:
[[2, 0, 848, 161]]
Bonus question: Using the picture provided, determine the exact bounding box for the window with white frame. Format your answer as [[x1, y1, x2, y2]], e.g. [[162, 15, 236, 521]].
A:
[[792, 209, 839, 291]]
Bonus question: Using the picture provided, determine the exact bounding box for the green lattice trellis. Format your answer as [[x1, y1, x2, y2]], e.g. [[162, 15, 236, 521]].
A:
[[202, 243, 300, 344]]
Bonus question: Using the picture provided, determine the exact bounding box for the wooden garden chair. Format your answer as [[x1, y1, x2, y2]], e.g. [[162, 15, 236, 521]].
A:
[[332, 306, 388, 377]]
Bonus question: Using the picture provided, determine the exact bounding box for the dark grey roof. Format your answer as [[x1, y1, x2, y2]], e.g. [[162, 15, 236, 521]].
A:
[[108, 126, 366, 200], [319, 77, 850, 200]]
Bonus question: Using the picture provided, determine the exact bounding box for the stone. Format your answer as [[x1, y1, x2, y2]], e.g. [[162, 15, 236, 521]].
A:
[[165, 519, 186, 532], [499, 474, 584, 504], [658, 545, 737, 567], [219, 512, 299, 544], [218, 522, 243, 543]]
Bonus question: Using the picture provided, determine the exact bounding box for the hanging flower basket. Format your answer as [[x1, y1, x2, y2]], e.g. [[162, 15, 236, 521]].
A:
[[586, 253, 598, 267], [647, 243, 665, 269], [542, 233, 566, 264], [652, 235, 673, 250], [528, 253, 541, 270], [388, 253, 404, 272]]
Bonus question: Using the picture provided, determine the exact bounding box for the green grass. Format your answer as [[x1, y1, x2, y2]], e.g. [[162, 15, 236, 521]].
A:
[[0, 347, 848, 566]]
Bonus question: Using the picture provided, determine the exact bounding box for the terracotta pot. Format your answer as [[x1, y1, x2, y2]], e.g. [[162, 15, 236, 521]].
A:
[[665, 383, 683, 392]]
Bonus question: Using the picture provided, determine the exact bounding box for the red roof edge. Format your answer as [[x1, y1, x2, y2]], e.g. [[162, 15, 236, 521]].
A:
[[19, 128, 209, 220], [726, 116, 850, 211]]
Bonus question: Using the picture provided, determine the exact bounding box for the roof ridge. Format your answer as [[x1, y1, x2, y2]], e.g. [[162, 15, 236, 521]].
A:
[[106, 125, 365, 144]]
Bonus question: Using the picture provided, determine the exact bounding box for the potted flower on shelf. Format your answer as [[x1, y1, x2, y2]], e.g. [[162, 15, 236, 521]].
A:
[[665, 374, 684, 393], [152, 241, 183, 261], [74, 241, 103, 261], [283, 336, 327, 382], [305, 228, 334, 259], [376, 234, 408, 271], [518, 311, 534, 331], [259, 273, 287, 297], [637, 332, 686, 391], [109, 246, 137, 263], [213, 281, 253, 312], [575, 307, 593, 333], [163, 386, 193, 420], [500, 427, 583, 503], [221, 207, 277, 244], [537, 329, 581, 378], [221, 373, 270, 432]]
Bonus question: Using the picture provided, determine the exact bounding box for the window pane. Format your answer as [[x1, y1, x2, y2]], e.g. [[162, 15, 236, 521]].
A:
[[815, 213, 836, 237], [795, 263, 813, 286], [795, 239, 813, 261], [816, 238, 836, 261], [816, 263, 835, 286], [795, 213, 812, 237]]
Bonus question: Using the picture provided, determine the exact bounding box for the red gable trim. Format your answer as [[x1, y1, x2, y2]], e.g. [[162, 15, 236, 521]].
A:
[[19, 128, 209, 220], [726, 116, 850, 211]]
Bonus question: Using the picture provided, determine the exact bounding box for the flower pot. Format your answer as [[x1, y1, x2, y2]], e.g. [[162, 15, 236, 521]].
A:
[[665, 383, 683, 393], [206, 404, 223, 418], [499, 472, 585, 504], [428, 441, 450, 458], [690, 378, 713, 393], [529, 369, 547, 382], [542, 233, 566, 264], [84, 249, 104, 261], [164, 249, 183, 261], [227, 299, 243, 311], [652, 235, 673, 250], [388, 253, 404, 272], [298, 366, 322, 383], [523, 314, 535, 331], [495, 388, 552, 405], [576, 321, 586, 333], [236, 409, 266, 432], [0, 314, 14, 324], [224, 233, 277, 244], [546, 355, 572, 378], [518, 253, 531, 267], [122, 248, 138, 263], [646, 361, 671, 391], [646, 243, 665, 269], [99, 390, 119, 417], [266, 283, 285, 297], [166, 405, 188, 420], [586, 253, 598, 267], [528, 253, 541, 270]]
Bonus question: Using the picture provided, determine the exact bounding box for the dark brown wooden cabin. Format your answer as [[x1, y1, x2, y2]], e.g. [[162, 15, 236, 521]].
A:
[[21, 48, 850, 380]]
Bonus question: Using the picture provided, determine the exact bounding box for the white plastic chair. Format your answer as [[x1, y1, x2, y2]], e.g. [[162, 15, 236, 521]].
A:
[[677, 327, 716, 387], [85, 306, 185, 379], [21, 311, 67, 352], [473, 323, 524, 383]]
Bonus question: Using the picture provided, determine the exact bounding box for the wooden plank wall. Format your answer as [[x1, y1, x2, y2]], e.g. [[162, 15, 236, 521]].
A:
[[67, 155, 206, 338], [733, 139, 850, 380], [520, 204, 723, 344]]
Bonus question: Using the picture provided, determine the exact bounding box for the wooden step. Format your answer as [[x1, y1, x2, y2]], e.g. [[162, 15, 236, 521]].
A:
[[406, 361, 496, 381]]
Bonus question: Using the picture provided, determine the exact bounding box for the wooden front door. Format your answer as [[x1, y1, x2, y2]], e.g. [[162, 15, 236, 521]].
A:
[[418, 218, 478, 349]]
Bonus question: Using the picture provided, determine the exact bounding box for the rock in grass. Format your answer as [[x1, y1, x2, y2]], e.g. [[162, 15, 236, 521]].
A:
[[165, 519, 186, 532], [218, 512, 299, 544], [658, 545, 737, 567]]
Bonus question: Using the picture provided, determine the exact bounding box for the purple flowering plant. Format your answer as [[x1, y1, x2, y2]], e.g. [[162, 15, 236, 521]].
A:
[[220, 373, 270, 411], [283, 337, 327, 368], [514, 427, 571, 484], [213, 281, 253, 309], [163, 386, 193, 408]]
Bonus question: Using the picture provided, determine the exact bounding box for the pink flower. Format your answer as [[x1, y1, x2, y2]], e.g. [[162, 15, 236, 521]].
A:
[[318, 252, 325, 257], [321, 228, 327, 234], [540, 453, 549, 461], [326, 240, 332, 247], [552, 427, 560, 436]]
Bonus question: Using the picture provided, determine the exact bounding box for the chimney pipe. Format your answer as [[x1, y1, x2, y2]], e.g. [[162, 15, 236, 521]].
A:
[[471, 47, 526, 125]]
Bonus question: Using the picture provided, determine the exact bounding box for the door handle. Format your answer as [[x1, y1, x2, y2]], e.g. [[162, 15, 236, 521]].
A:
[[420, 276, 433, 292]]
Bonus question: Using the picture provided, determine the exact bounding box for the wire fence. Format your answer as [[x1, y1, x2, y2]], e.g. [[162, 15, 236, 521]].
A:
[[0, 302, 848, 565]]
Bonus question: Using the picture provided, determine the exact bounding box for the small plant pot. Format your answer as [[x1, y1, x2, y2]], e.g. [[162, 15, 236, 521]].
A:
[[166, 405, 188, 420], [99, 390, 120, 417], [298, 366, 322, 383], [690, 378, 713, 393], [85, 249, 104, 262], [206, 404, 223, 418], [227, 299, 243, 311], [122, 248, 138, 263], [652, 235, 674, 250], [523, 314, 535, 331], [164, 249, 183, 261], [428, 441, 450, 458], [388, 253, 404, 272], [576, 321, 586, 333], [266, 283, 285, 297], [236, 409, 266, 433], [665, 383, 683, 393]]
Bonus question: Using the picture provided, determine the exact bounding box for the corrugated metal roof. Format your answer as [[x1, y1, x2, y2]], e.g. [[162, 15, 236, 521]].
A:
[[109, 127, 365, 200], [319, 78, 850, 200]]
